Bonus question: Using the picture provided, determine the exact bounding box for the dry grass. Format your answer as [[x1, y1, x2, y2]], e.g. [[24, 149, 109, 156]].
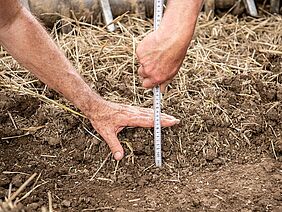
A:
[[0, 173, 38, 211], [0, 9, 282, 212], [0, 13, 280, 103]]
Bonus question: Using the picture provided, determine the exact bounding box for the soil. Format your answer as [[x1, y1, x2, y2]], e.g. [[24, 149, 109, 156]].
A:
[[1, 75, 282, 211], [1, 14, 282, 212]]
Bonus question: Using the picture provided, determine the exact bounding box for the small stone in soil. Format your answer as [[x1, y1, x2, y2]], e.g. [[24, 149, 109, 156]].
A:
[[11, 174, 25, 187], [48, 137, 60, 146], [61, 200, 71, 207], [213, 158, 223, 165], [205, 149, 218, 161]]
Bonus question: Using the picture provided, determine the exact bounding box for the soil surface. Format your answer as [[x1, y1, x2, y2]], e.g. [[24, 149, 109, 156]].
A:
[[1, 14, 282, 212], [0, 90, 282, 212]]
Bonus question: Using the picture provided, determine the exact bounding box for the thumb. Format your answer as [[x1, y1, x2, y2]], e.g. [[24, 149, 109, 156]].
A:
[[142, 78, 155, 89], [101, 131, 124, 161], [160, 80, 171, 93], [138, 66, 147, 78]]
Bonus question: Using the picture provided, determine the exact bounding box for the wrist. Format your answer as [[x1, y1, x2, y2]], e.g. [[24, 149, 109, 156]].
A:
[[79, 93, 106, 120], [0, 1, 23, 32], [158, 0, 202, 45], [54, 70, 105, 120]]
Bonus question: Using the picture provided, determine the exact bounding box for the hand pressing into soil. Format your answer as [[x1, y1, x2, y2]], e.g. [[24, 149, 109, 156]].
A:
[[0, 2, 180, 162], [90, 101, 180, 160], [136, 0, 203, 92]]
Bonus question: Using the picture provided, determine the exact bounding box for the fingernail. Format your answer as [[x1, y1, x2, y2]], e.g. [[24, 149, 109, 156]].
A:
[[114, 151, 123, 161], [175, 119, 180, 124]]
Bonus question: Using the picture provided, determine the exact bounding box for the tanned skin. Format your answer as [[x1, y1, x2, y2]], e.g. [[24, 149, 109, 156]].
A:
[[137, 0, 203, 92], [0, 0, 202, 160]]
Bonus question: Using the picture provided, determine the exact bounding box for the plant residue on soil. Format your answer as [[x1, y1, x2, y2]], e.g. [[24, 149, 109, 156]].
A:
[[0, 12, 282, 211]]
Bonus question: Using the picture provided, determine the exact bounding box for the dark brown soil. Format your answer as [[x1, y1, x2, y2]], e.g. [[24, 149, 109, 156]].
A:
[[1, 14, 282, 212], [1, 73, 282, 211]]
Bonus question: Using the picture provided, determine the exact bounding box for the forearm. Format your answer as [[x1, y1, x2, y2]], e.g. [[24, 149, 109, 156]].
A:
[[0, 7, 103, 118], [159, 0, 203, 46]]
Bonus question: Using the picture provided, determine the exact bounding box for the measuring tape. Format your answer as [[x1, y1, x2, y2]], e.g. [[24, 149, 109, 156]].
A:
[[153, 0, 164, 167]]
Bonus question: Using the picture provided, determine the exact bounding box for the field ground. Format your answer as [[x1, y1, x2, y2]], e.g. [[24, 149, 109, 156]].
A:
[[0, 12, 282, 211]]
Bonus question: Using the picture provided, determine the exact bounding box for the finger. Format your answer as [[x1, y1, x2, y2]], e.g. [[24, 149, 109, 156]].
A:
[[137, 66, 148, 78], [142, 78, 156, 89], [138, 109, 179, 123], [127, 113, 180, 128], [160, 115, 180, 126], [100, 131, 124, 161], [160, 80, 171, 93], [127, 105, 180, 124]]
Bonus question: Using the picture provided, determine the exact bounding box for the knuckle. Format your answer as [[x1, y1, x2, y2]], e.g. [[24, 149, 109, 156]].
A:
[[154, 76, 165, 84], [142, 81, 152, 88], [143, 68, 151, 76], [138, 65, 144, 73]]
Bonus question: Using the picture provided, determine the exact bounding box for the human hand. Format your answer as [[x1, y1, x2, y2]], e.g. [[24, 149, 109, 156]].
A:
[[90, 100, 180, 161], [136, 31, 190, 93]]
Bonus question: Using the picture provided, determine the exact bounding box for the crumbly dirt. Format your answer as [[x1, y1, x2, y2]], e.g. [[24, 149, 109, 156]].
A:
[[1, 13, 282, 212], [0, 87, 282, 212]]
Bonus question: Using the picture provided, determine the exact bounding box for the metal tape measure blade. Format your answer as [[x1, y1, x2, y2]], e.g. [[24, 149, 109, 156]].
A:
[[153, 0, 163, 167], [154, 86, 162, 166]]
